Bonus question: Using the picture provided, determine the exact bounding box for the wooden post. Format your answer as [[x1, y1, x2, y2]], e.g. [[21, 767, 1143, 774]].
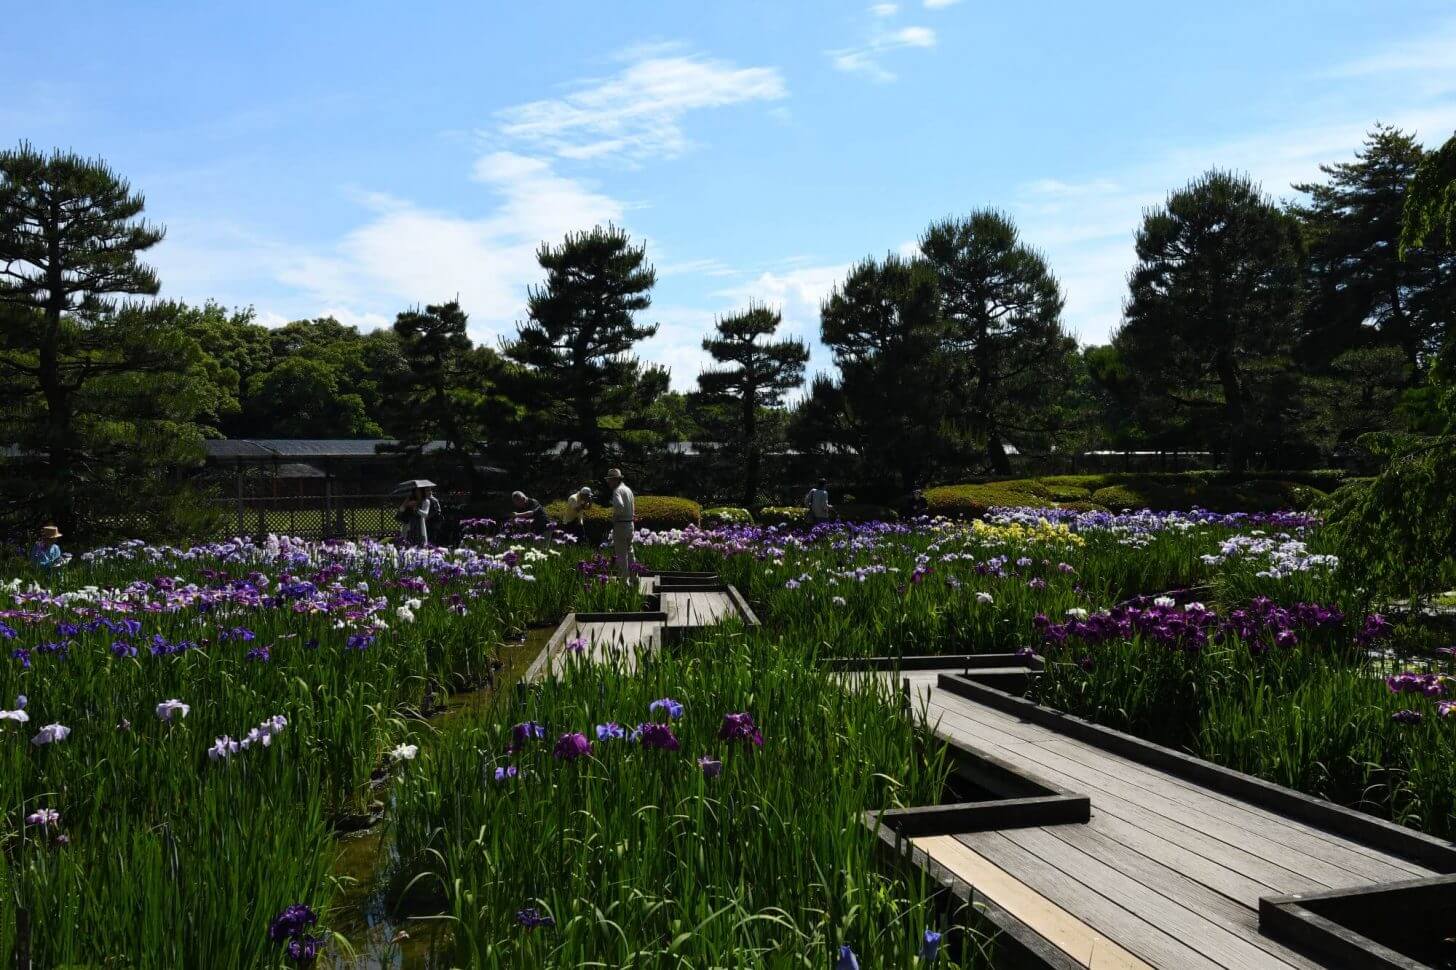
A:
[[323, 464, 334, 540], [235, 459, 245, 537]]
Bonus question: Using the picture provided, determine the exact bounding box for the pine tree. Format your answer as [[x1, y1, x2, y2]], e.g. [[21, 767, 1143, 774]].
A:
[[1118, 171, 1305, 473], [1294, 125, 1454, 375], [0, 144, 219, 532], [393, 300, 519, 500], [918, 211, 1075, 475], [697, 305, 807, 506], [505, 225, 658, 464]]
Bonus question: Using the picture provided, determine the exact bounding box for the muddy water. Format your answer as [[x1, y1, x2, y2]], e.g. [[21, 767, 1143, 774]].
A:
[[327, 626, 555, 968]]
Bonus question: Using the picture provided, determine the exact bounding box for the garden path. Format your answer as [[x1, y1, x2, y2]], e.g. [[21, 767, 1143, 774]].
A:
[[884, 668, 1444, 969], [525, 572, 757, 680]]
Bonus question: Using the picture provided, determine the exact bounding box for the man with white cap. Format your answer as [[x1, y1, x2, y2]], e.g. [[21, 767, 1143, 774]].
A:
[[606, 468, 635, 580]]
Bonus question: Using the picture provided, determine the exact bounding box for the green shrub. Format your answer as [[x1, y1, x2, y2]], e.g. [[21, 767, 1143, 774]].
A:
[[546, 495, 702, 532], [1090, 485, 1145, 510], [757, 505, 806, 524], [702, 506, 754, 526], [924, 481, 1052, 517]]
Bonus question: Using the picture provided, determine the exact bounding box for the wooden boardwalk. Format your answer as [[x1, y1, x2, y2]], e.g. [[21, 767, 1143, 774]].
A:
[[525, 572, 756, 681], [877, 668, 1445, 969]]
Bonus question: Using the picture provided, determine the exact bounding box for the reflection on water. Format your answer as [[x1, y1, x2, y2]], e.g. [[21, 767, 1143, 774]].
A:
[[326, 626, 555, 968]]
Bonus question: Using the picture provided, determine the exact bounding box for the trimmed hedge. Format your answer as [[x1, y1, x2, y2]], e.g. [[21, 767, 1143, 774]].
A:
[[545, 495, 702, 532], [702, 506, 754, 526], [757, 506, 806, 524], [930, 473, 1338, 516], [836, 503, 899, 522]]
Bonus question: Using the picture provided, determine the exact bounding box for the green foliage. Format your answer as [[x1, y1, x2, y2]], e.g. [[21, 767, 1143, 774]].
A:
[[756, 505, 806, 524], [696, 304, 807, 506], [1296, 125, 1452, 373], [0, 144, 226, 536], [926, 473, 1335, 516], [505, 225, 661, 463], [924, 481, 1054, 517], [919, 210, 1077, 474], [546, 494, 702, 531], [835, 503, 899, 522], [701, 505, 753, 525], [1118, 170, 1305, 472], [1402, 130, 1456, 254]]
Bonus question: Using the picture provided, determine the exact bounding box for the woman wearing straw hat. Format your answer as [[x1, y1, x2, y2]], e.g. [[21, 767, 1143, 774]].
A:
[[31, 525, 63, 569]]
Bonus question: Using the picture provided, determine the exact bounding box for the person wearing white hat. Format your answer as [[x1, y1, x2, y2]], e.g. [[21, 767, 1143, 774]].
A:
[[31, 525, 62, 569], [563, 486, 594, 542], [605, 469, 635, 579]]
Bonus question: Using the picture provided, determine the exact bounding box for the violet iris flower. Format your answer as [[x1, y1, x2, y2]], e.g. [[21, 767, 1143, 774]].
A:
[[649, 697, 684, 719], [596, 722, 626, 741], [516, 906, 555, 929], [553, 732, 591, 760], [919, 929, 942, 960], [155, 699, 190, 722], [1392, 709, 1423, 724], [836, 944, 860, 970], [718, 712, 764, 747], [31, 723, 70, 746], [633, 722, 680, 751], [697, 755, 723, 778]]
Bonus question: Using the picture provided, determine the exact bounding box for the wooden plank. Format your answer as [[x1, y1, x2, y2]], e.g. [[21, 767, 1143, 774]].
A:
[[912, 835, 1156, 970], [964, 700, 1428, 881], [919, 700, 1331, 894], [924, 696, 1372, 890], [959, 830, 1219, 969], [995, 827, 1297, 970], [1086, 811, 1286, 900], [954, 700, 1420, 883], [1035, 824, 1328, 970]]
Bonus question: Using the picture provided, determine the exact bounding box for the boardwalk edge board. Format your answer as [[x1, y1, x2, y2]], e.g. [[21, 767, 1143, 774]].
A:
[[823, 652, 1044, 672], [934, 672, 1456, 873], [863, 817, 1085, 970], [1258, 874, 1456, 970]]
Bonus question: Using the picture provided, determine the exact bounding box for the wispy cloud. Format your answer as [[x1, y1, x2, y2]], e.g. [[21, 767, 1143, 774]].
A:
[[870, 3, 899, 17], [829, 24, 937, 82], [924, 0, 962, 8], [495, 51, 786, 163]]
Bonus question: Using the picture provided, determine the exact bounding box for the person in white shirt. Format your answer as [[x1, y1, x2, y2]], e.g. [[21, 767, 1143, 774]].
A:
[[805, 478, 832, 525], [606, 468, 635, 579]]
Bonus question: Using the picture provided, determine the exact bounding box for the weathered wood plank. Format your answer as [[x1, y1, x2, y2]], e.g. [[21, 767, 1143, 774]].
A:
[[919, 699, 1332, 893], [1030, 824, 1326, 970], [912, 835, 1156, 970], [959, 830, 1220, 969], [924, 696, 1376, 889]]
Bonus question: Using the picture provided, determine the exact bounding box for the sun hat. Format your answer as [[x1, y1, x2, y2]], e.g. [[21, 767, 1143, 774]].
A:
[[579, 486, 593, 499], [606, 468, 623, 480], [40, 525, 61, 539]]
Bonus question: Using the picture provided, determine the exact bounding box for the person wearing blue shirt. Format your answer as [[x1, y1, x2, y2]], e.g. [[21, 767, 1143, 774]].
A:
[[30, 525, 62, 569]]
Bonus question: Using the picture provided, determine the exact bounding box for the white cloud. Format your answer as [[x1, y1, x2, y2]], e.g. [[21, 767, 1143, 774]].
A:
[[924, 0, 962, 7], [870, 3, 899, 17], [830, 21, 937, 82], [495, 52, 786, 163]]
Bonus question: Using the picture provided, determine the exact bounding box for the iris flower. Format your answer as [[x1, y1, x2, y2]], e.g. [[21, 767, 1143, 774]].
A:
[[553, 732, 591, 760], [919, 929, 942, 960], [31, 723, 70, 746], [649, 698, 684, 719], [155, 699, 190, 722]]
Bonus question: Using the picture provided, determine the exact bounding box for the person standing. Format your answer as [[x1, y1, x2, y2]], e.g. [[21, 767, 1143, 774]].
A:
[[606, 468, 635, 580], [30, 525, 62, 569], [805, 478, 832, 526]]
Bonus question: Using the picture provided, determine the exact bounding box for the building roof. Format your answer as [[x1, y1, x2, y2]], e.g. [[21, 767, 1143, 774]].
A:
[[203, 439, 450, 461]]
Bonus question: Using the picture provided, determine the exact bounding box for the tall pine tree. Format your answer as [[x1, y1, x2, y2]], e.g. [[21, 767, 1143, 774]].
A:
[[393, 300, 519, 500], [1294, 125, 1454, 375], [696, 305, 807, 506], [1118, 171, 1305, 473], [505, 225, 658, 464], [918, 211, 1075, 475], [0, 144, 221, 533]]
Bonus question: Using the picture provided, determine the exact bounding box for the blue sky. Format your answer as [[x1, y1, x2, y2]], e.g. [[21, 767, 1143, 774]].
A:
[[5, 0, 1456, 387]]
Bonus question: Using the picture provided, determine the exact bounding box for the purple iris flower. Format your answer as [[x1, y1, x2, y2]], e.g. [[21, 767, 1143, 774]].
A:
[[649, 697, 684, 719], [285, 935, 325, 962], [515, 906, 555, 929], [633, 722, 680, 751], [919, 929, 943, 960], [245, 645, 271, 663], [1392, 709, 1423, 724], [697, 755, 723, 778], [553, 732, 591, 760], [508, 721, 546, 753], [11, 648, 30, 669], [494, 765, 519, 781], [718, 712, 764, 747], [268, 904, 318, 943], [836, 944, 860, 970], [596, 722, 626, 741], [111, 640, 137, 658], [345, 632, 374, 651]]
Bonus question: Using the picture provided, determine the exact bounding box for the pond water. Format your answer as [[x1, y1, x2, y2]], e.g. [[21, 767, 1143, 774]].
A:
[[326, 625, 556, 968]]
